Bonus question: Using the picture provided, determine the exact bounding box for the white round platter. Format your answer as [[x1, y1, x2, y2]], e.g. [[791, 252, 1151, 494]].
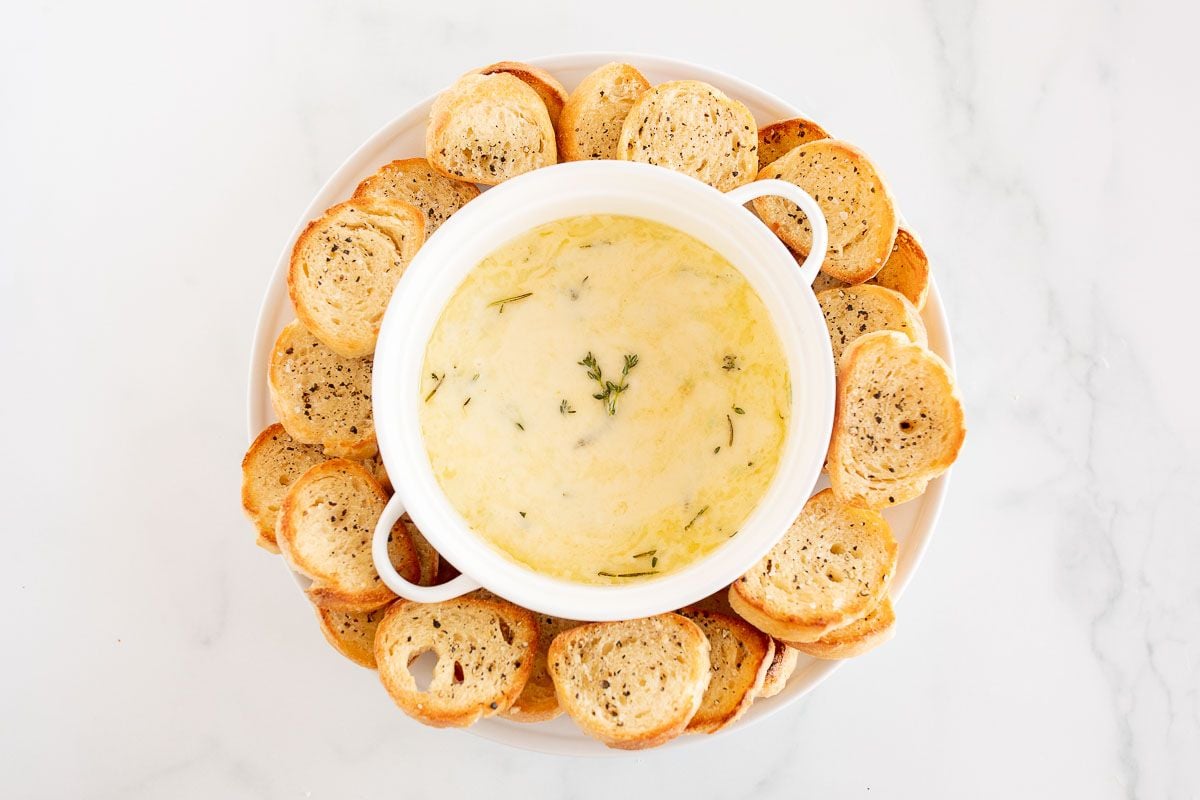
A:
[[246, 51, 955, 757]]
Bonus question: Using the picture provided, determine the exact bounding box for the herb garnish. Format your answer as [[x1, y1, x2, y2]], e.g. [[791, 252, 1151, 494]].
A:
[[598, 571, 660, 578], [726, 414, 734, 446], [424, 372, 445, 402], [488, 292, 533, 313], [684, 506, 709, 530], [578, 351, 639, 415], [515, 421, 525, 431], [559, 399, 575, 415], [632, 549, 657, 559], [722, 354, 740, 371], [733, 406, 745, 415]]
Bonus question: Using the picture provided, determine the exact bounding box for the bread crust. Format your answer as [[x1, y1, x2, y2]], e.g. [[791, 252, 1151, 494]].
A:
[[352, 157, 480, 236], [548, 614, 710, 749], [757, 116, 830, 168], [288, 197, 425, 358], [827, 331, 966, 509], [789, 598, 895, 659], [426, 72, 557, 185], [558, 62, 650, 161], [729, 490, 897, 642], [817, 284, 927, 368], [276, 459, 418, 611], [501, 613, 583, 723], [267, 321, 376, 459], [374, 598, 538, 728], [477, 61, 568, 128], [616, 80, 758, 191], [315, 602, 393, 669], [757, 640, 798, 698], [679, 608, 774, 733], [241, 422, 325, 552], [754, 139, 898, 283], [873, 228, 930, 310]]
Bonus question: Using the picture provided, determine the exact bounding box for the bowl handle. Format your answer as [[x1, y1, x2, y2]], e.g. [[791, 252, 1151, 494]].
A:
[[724, 179, 828, 287], [372, 492, 480, 602]]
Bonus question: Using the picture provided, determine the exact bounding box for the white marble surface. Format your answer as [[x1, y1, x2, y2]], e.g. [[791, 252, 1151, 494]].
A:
[[2, 0, 1198, 797]]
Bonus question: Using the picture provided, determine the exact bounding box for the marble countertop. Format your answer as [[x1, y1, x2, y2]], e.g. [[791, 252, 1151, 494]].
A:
[[3, 0, 1197, 797]]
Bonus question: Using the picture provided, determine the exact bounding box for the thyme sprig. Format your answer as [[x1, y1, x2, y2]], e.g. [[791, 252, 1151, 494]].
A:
[[488, 291, 532, 313], [578, 351, 639, 415], [424, 372, 445, 402]]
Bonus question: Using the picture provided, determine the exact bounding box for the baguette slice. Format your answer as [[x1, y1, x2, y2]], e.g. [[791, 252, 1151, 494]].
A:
[[729, 489, 897, 642], [241, 423, 328, 552], [754, 139, 898, 283], [810, 229, 932, 311], [818, 285, 927, 368], [757, 640, 798, 698], [757, 116, 830, 168], [276, 459, 419, 611], [828, 331, 965, 509], [617, 80, 758, 191], [352, 158, 480, 237], [872, 228, 930, 310], [374, 597, 538, 728], [477, 61, 568, 129], [398, 514, 440, 586], [426, 72, 556, 185], [315, 603, 391, 669], [678, 608, 774, 733], [268, 321, 376, 459], [558, 62, 650, 161], [502, 613, 583, 723], [288, 197, 424, 358], [548, 614, 711, 749], [789, 597, 895, 659]]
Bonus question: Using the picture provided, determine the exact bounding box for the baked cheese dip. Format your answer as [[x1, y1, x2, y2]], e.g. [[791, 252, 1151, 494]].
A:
[[419, 215, 789, 584]]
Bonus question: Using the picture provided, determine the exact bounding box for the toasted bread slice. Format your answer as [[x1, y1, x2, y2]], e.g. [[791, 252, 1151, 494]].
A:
[[818, 285, 927, 368], [828, 331, 965, 508], [754, 139, 898, 283], [288, 197, 424, 358], [352, 158, 480, 237], [790, 597, 895, 659], [757, 640, 798, 698], [268, 321, 376, 459], [558, 62, 650, 161], [678, 608, 774, 733], [477, 61, 568, 129], [315, 603, 392, 669], [366, 457, 391, 492], [398, 514, 440, 586], [241, 423, 328, 552], [502, 613, 583, 723], [872, 228, 930, 310], [729, 490, 897, 642], [276, 459, 419, 611], [374, 597, 538, 728], [757, 117, 830, 168], [617, 80, 758, 191], [807, 228, 930, 308], [549, 614, 710, 749], [426, 72, 556, 185]]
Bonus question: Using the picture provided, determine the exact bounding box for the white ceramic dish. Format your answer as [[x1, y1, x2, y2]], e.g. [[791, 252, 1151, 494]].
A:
[[246, 51, 955, 756], [368, 161, 833, 620]]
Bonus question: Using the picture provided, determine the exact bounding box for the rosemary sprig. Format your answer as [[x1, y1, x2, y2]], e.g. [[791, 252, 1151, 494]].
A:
[[578, 351, 639, 415], [488, 291, 532, 313], [424, 372, 445, 402], [598, 570, 660, 578]]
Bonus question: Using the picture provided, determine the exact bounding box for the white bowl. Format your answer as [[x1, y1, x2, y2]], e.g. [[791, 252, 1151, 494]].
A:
[[370, 161, 834, 621]]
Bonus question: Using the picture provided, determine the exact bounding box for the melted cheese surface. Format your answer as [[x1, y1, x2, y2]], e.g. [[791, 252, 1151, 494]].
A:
[[420, 215, 789, 584]]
